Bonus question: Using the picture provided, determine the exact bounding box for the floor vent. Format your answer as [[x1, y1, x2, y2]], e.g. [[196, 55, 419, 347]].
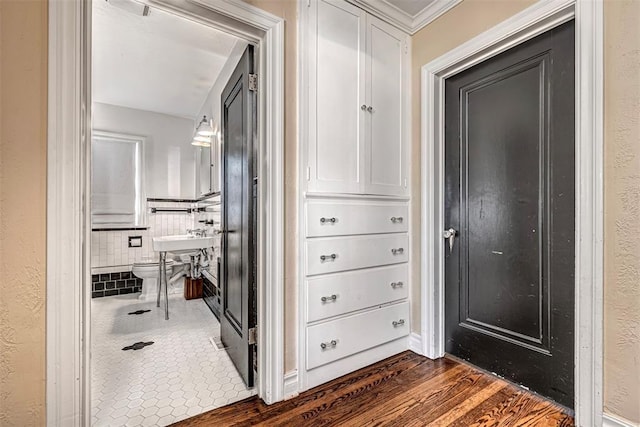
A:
[[128, 309, 151, 315], [122, 341, 154, 351]]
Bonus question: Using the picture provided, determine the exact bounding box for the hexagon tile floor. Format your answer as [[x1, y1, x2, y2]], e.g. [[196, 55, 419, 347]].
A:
[[91, 294, 256, 426]]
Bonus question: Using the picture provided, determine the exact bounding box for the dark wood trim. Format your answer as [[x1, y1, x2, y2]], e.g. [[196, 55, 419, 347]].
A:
[[173, 351, 574, 426], [147, 197, 198, 203]]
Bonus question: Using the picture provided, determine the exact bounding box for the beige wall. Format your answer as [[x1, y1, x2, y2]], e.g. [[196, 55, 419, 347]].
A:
[[242, 0, 299, 374], [0, 1, 48, 425], [603, 1, 640, 423], [411, 0, 640, 423]]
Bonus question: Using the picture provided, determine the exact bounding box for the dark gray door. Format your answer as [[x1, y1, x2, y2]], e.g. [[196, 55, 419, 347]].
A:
[[444, 21, 575, 408], [220, 45, 257, 387]]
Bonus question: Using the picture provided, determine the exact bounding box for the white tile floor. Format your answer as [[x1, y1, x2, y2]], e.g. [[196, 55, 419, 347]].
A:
[[91, 294, 255, 426]]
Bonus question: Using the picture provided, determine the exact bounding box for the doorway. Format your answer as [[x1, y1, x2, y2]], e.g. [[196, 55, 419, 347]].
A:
[[419, 2, 603, 424], [443, 21, 575, 408], [46, 0, 285, 425], [88, 2, 261, 424]]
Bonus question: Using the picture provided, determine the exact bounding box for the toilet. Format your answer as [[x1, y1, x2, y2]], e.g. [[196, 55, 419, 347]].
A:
[[132, 258, 179, 301]]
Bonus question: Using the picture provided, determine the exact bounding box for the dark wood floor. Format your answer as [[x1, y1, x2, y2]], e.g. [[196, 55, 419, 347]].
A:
[[174, 351, 574, 427]]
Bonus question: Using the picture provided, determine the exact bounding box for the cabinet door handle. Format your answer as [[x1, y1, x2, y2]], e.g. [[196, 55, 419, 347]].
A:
[[319, 217, 336, 224], [390, 281, 404, 289], [367, 106, 373, 113], [392, 319, 405, 327], [391, 248, 404, 255], [361, 104, 367, 111], [321, 294, 338, 303], [320, 339, 337, 350], [320, 254, 337, 262], [390, 216, 404, 223]]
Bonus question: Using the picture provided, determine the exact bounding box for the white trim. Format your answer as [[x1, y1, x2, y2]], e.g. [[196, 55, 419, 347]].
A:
[[47, 0, 286, 424], [347, 0, 461, 35], [47, 0, 90, 425], [603, 414, 640, 427], [408, 332, 423, 355], [283, 370, 299, 400], [420, 0, 603, 425]]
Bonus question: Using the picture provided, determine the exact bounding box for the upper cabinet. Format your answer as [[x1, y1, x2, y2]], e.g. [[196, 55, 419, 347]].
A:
[[305, 0, 410, 197]]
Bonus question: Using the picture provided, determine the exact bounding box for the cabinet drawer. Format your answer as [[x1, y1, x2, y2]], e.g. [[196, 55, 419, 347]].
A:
[[307, 264, 408, 322], [306, 234, 408, 276], [307, 301, 409, 369], [306, 201, 408, 237]]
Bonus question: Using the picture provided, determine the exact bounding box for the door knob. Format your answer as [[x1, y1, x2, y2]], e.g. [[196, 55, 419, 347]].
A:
[[443, 228, 457, 253]]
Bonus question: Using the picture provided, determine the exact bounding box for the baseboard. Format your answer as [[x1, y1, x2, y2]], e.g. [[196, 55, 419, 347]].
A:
[[603, 413, 639, 427], [408, 332, 423, 355], [283, 370, 299, 400]]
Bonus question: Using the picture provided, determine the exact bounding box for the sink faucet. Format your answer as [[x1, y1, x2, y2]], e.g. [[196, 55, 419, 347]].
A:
[[187, 228, 206, 237]]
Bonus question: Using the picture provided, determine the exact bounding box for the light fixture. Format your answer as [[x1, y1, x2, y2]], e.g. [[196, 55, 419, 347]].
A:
[[191, 116, 213, 147], [195, 115, 214, 137], [191, 135, 211, 147]]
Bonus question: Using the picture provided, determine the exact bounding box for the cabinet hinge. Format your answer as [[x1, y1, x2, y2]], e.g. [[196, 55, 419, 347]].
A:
[[404, 178, 407, 188], [307, 166, 311, 181], [248, 326, 257, 345], [404, 41, 408, 55], [249, 74, 258, 92]]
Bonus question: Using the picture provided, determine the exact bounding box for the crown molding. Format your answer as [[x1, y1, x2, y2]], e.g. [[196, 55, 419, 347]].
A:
[[411, 0, 462, 33], [347, 0, 461, 34]]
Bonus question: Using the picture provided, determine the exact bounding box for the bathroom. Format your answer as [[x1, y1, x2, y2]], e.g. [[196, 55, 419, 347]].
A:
[[89, 1, 255, 425]]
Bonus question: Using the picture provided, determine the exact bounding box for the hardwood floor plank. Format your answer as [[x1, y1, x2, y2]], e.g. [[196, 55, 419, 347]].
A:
[[173, 351, 574, 427], [426, 378, 507, 426]]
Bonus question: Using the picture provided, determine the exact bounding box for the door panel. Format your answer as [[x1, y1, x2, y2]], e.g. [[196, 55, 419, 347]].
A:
[[221, 45, 256, 387], [366, 16, 404, 195], [444, 21, 575, 407], [310, 0, 365, 193]]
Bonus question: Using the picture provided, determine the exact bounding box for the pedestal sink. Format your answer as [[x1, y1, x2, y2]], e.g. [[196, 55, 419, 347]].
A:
[[152, 234, 214, 255], [152, 235, 215, 320]]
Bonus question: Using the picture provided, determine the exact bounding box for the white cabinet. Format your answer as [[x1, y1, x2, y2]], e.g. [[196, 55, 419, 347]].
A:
[[300, 0, 411, 393], [300, 195, 410, 390], [307, 0, 409, 196]]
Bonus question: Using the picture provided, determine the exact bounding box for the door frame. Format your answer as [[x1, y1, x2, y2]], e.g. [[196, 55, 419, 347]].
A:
[[419, 0, 603, 425], [46, 0, 285, 425]]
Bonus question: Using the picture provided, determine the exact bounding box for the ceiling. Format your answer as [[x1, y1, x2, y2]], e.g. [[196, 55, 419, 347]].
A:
[[92, 0, 242, 119], [383, 0, 437, 17]]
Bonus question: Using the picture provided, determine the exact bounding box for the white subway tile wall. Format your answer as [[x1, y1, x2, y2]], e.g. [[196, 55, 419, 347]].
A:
[[91, 201, 196, 273]]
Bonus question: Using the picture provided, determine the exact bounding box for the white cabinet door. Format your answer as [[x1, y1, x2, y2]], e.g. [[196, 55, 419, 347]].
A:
[[308, 0, 366, 194], [306, 301, 409, 369], [306, 233, 408, 276], [364, 15, 408, 196], [306, 200, 408, 237], [306, 264, 409, 323]]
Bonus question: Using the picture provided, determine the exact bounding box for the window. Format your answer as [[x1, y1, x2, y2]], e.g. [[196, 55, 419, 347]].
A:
[[91, 131, 145, 227]]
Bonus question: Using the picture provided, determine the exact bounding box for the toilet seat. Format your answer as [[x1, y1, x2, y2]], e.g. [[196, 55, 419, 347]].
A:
[[133, 259, 175, 268]]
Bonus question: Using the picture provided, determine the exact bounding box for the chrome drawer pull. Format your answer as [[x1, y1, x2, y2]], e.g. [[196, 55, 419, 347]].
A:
[[390, 216, 404, 223], [391, 248, 404, 255], [320, 339, 337, 350], [392, 319, 405, 327], [319, 217, 337, 224], [321, 294, 337, 303], [320, 254, 337, 262], [390, 281, 404, 289]]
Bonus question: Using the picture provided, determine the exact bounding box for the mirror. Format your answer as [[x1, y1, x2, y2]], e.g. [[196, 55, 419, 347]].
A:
[[199, 145, 212, 196]]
